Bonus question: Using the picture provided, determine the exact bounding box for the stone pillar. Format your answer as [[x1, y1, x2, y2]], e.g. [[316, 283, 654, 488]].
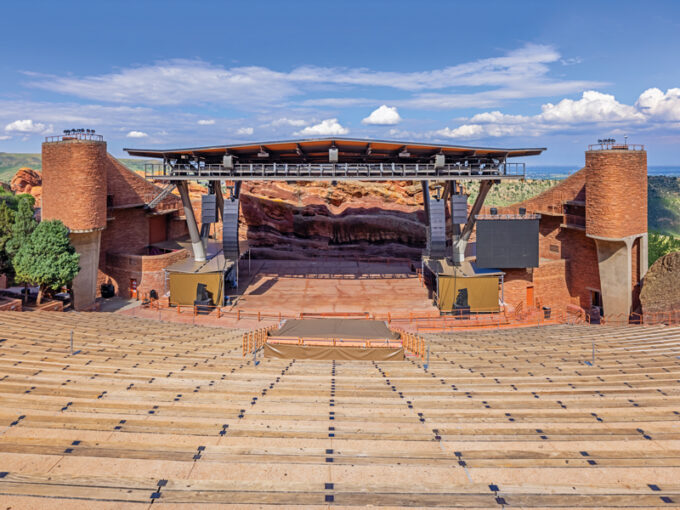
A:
[[640, 233, 649, 279], [69, 230, 102, 310], [592, 237, 630, 318]]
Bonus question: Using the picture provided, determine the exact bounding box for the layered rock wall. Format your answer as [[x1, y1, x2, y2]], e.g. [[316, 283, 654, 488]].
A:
[[239, 181, 427, 260], [640, 251, 680, 315]]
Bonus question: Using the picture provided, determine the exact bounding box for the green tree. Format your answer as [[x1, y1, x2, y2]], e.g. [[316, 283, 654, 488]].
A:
[[649, 232, 680, 265], [13, 220, 80, 304], [0, 201, 15, 276], [5, 197, 37, 259]]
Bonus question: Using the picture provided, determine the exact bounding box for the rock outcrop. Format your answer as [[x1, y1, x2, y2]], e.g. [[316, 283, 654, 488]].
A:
[[239, 181, 427, 260], [10, 167, 42, 204], [640, 251, 680, 314]]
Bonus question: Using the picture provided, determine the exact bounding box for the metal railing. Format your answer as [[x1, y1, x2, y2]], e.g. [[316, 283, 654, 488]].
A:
[[588, 142, 644, 151], [143, 161, 525, 181], [390, 328, 427, 359], [44, 133, 104, 142], [476, 213, 541, 220]]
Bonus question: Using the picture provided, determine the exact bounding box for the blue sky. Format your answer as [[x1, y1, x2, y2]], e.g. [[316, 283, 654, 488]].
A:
[[1, 0, 679, 165]]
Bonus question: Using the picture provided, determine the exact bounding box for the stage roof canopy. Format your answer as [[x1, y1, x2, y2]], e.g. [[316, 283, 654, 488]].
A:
[[126, 137, 545, 164]]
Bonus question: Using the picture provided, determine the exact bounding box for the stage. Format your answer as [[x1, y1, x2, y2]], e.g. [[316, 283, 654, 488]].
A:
[[265, 318, 405, 360]]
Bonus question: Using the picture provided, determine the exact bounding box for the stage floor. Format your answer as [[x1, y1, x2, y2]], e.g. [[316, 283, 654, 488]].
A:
[[271, 318, 399, 340], [232, 259, 437, 315]]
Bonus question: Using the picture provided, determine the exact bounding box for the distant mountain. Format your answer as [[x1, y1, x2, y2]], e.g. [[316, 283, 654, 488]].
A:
[[0, 153, 42, 182], [648, 176, 680, 236], [0, 153, 156, 183]]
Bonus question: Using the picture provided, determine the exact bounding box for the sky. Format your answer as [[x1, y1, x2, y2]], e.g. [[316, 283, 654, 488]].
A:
[[1, 0, 680, 166]]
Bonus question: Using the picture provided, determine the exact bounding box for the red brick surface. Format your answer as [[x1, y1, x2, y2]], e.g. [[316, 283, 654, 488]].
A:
[[499, 167, 587, 216], [502, 268, 532, 308], [42, 140, 107, 231], [497, 149, 646, 313], [533, 258, 570, 307], [0, 297, 22, 311], [105, 155, 181, 211], [102, 249, 189, 298], [42, 142, 191, 301], [586, 150, 647, 238]]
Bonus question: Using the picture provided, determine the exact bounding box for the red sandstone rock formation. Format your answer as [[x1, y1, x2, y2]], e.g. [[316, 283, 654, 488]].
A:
[[238, 181, 427, 260], [640, 251, 680, 315], [10, 168, 42, 204]]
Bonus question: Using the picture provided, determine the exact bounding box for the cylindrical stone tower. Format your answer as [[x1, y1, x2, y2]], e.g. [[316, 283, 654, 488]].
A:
[[584, 144, 648, 320], [585, 148, 647, 239], [42, 135, 107, 310]]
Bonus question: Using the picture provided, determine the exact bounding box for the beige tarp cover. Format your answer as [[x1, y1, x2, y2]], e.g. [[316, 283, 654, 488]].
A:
[[438, 275, 500, 312], [272, 319, 399, 340], [169, 272, 223, 306], [264, 343, 405, 361]]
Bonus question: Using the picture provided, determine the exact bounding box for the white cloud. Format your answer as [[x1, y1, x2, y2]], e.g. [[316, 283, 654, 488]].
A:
[[435, 89, 659, 140], [540, 91, 644, 124], [269, 118, 308, 127], [126, 130, 148, 138], [5, 119, 51, 134], [636, 87, 680, 121], [295, 118, 348, 136], [362, 105, 402, 125], [0, 135, 11, 140], [236, 126, 254, 135], [197, 119, 215, 125], [26, 44, 602, 111]]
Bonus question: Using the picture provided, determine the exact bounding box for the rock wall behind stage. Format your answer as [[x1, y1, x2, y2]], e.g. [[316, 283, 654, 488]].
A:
[[239, 181, 428, 260], [640, 251, 680, 314]]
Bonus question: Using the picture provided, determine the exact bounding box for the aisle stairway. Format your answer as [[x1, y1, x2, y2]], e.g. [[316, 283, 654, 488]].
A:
[[0, 312, 679, 507]]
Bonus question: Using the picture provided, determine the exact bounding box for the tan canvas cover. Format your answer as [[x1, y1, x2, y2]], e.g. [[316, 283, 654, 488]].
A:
[[264, 343, 404, 361], [272, 319, 398, 340], [169, 272, 223, 306], [439, 275, 499, 312]]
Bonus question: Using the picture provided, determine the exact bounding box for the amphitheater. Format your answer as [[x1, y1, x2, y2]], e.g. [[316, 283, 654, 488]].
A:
[[1, 311, 680, 508]]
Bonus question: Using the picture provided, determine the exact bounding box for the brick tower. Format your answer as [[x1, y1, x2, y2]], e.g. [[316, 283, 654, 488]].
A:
[[585, 142, 648, 318], [42, 133, 107, 310]]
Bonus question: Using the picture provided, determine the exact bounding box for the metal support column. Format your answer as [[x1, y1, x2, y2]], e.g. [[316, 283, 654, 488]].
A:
[[213, 181, 225, 222], [176, 180, 206, 262], [421, 180, 430, 226], [450, 181, 462, 238], [452, 180, 495, 265], [421, 180, 431, 255]]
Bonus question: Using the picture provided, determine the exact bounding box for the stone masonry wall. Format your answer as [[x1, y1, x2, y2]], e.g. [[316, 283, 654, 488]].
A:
[[42, 139, 107, 231], [585, 150, 647, 239]]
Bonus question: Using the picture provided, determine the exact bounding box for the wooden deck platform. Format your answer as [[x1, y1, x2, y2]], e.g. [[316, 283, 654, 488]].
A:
[[1, 311, 680, 508]]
